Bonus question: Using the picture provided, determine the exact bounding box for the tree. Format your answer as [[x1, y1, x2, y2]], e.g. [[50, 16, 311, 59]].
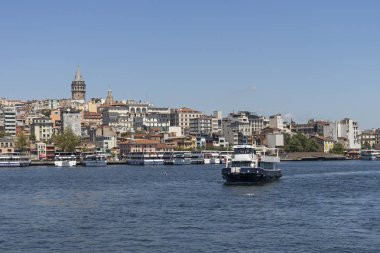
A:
[[287, 137, 304, 152], [284, 133, 322, 152], [305, 139, 322, 152], [0, 131, 9, 138], [53, 128, 81, 152], [330, 143, 345, 154], [29, 133, 36, 142], [15, 132, 29, 153], [42, 109, 51, 118]]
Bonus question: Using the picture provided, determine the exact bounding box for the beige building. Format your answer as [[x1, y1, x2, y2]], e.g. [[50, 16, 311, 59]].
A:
[[119, 139, 160, 156], [0, 138, 14, 154], [83, 112, 102, 127], [170, 107, 203, 135], [31, 117, 54, 142]]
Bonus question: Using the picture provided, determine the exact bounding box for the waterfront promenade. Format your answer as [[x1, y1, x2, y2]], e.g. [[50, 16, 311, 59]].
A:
[[29, 152, 347, 166]]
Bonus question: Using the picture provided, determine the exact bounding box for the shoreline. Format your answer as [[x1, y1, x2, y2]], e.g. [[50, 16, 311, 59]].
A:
[[280, 152, 347, 161], [29, 161, 129, 166]]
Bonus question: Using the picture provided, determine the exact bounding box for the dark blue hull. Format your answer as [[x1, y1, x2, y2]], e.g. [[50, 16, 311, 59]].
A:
[[222, 167, 282, 185]]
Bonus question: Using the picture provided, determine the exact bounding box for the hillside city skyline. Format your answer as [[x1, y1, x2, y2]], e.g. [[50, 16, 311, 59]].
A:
[[2, 1, 380, 128], [1, 66, 363, 129]]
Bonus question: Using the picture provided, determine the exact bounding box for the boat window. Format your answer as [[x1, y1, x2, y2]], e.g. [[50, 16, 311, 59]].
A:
[[231, 161, 252, 167], [234, 148, 254, 154]]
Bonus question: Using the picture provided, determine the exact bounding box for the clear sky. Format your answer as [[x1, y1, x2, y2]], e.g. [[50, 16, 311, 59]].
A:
[[1, 1, 379, 128]]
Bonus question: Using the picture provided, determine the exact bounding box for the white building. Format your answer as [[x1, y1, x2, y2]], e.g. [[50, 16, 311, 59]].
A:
[[189, 116, 219, 136], [134, 107, 170, 131], [96, 136, 117, 152], [4, 106, 16, 136], [36, 142, 47, 159], [323, 118, 360, 149], [102, 105, 132, 133], [249, 115, 269, 133], [213, 111, 222, 120], [267, 133, 284, 148], [269, 114, 283, 131]]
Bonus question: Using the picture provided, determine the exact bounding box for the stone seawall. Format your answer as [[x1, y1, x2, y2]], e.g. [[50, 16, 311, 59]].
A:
[[281, 152, 346, 161]]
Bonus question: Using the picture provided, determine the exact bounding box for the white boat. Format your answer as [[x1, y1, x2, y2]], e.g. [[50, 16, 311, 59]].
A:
[[0, 153, 31, 167], [222, 145, 281, 184], [54, 153, 77, 167], [204, 152, 220, 164], [172, 152, 192, 165], [127, 152, 164, 165], [219, 154, 231, 164], [190, 152, 205, 164], [210, 153, 220, 164], [83, 152, 107, 167], [360, 149, 379, 160]]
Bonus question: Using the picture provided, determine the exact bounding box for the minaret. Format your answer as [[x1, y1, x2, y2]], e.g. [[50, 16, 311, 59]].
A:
[[71, 66, 86, 102]]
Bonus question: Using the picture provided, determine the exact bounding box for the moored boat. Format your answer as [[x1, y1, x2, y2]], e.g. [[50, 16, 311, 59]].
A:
[[360, 149, 379, 160], [221, 145, 281, 184], [83, 152, 108, 166], [172, 152, 192, 165], [54, 153, 77, 167], [204, 152, 220, 164], [0, 153, 31, 167], [127, 152, 164, 165]]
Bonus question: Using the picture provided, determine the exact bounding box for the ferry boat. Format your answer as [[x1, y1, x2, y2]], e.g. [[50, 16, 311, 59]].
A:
[[360, 149, 379, 160], [54, 153, 77, 167], [203, 152, 220, 164], [221, 145, 281, 184], [172, 152, 192, 165], [82, 152, 107, 167], [190, 152, 205, 164], [163, 152, 174, 165], [127, 152, 164, 165], [0, 153, 31, 167]]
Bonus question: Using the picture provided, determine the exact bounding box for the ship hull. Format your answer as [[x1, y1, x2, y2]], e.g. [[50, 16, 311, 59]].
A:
[[222, 167, 282, 185]]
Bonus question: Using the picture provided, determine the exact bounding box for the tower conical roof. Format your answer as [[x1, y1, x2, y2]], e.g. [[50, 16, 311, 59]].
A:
[[74, 66, 83, 81]]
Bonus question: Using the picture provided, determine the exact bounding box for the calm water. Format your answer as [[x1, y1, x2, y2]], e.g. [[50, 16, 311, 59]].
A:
[[0, 161, 379, 253]]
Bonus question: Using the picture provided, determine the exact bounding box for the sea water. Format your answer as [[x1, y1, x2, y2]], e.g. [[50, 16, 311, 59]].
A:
[[0, 161, 379, 252]]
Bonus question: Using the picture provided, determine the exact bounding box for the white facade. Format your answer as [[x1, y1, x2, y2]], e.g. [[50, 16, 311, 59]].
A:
[[134, 107, 170, 130], [269, 114, 283, 130], [213, 111, 222, 120], [168, 126, 182, 137], [102, 105, 133, 133], [32, 117, 54, 142], [267, 133, 284, 148], [189, 116, 218, 135], [323, 118, 360, 149], [4, 107, 16, 136], [96, 136, 117, 152], [36, 142, 47, 159], [213, 136, 229, 148], [250, 116, 269, 133]]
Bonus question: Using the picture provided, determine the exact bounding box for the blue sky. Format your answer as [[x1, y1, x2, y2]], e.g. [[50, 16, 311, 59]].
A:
[[1, 1, 380, 128]]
